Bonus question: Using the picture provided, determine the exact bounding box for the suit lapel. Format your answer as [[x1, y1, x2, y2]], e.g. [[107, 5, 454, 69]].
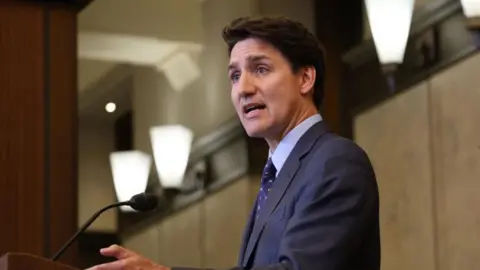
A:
[[242, 157, 300, 267], [242, 122, 329, 267]]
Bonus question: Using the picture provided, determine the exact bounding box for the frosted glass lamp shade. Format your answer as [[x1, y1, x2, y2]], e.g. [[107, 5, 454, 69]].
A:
[[109, 150, 152, 211], [365, 0, 415, 65], [461, 0, 480, 28], [150, 125, 193, 189]]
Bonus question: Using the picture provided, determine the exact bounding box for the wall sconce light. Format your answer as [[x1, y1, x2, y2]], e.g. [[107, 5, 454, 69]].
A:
[[149, 125, 194, 192], [365, 0, 415, 91], [109, 150, 152, 211], [460, 0, 480, 48], [460, 0, 480, 29]]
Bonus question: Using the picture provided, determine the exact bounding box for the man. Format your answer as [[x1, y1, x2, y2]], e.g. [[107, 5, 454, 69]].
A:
[[87, 16, 380, 270]]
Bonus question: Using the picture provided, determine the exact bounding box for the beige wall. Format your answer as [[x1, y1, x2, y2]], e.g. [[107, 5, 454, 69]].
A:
[[79, 0, 204, 43], [78, 120, 118, 232], [354, 52, 480, 270], [78, 60, 116, 94], [355, 83, 436, 270], [259, 0, 314, 32], [123, 176, 260, 269]]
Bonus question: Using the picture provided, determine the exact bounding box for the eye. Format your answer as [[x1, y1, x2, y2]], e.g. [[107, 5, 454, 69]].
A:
[[256, 66, 269, 74], [230, 72, 240, 83]]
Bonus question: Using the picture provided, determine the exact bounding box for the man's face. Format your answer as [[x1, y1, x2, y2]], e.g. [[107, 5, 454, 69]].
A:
[[228, 38, 306, 139]]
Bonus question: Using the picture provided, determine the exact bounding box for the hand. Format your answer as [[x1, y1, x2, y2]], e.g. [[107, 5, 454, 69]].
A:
[[86, 244, 170, 270]]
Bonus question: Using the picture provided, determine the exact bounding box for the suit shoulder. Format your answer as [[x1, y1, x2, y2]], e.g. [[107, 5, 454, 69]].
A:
[[298, 132, 378, 196], [311, 133, 371, 162]]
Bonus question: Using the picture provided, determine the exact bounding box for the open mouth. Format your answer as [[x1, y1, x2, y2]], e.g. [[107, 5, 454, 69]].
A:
[[243, 103, 266, 114]]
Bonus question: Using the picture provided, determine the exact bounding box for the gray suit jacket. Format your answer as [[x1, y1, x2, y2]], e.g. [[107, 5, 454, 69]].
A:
[[173, 121, 380, 270]]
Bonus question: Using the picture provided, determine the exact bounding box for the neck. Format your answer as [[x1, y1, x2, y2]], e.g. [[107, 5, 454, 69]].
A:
[[265, 104, 318, 151]]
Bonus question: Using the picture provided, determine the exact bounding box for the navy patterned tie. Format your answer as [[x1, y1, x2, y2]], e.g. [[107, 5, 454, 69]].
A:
[[256, 157, 277, 219]]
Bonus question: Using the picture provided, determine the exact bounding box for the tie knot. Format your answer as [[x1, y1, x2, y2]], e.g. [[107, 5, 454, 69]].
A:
[[263, 158, 276, 178]]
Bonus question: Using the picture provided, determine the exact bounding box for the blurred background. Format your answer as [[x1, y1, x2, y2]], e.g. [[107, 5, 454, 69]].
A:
[[0, 0, 479, 269]]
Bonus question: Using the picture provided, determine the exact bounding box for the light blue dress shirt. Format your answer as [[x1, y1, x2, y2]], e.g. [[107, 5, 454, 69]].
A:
[[270, 114, 322, 176]]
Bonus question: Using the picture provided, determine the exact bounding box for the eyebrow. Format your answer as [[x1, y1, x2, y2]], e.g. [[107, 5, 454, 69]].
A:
[[228, 55, 270, 72]]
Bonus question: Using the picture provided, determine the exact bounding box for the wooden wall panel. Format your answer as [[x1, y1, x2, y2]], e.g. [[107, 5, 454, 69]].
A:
[[204, 179, 250, 268], [123, 225, 161, 263], [354, 83, 436, 270], [123, 177, 263, 269], [0, 2, 46, 257], [48, 7, 79, 265], [430, 52, 480, 270], [160, 204, 202, 268], [0, 1, 85, 267]]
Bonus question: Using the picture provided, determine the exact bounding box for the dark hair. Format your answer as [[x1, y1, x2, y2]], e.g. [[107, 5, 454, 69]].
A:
[[222, 16, 326, 107]]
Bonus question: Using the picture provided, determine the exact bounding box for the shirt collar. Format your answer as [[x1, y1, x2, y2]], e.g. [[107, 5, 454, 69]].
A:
[[269, 114, 322, 175]]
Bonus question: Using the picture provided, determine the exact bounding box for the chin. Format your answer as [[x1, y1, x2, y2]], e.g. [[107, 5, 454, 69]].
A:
[[242, 122, 270, 138], [244, 128, 263, 138]]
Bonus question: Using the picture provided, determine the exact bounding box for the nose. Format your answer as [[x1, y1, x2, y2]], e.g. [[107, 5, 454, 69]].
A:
[[236, 72, 256, 97]]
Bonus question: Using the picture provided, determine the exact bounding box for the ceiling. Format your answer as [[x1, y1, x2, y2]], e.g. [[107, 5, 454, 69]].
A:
[[77, 0, 204, 123]]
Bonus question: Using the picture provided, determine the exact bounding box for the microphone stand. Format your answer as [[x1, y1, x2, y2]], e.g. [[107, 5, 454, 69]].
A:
[[51, 201, 131, 261]]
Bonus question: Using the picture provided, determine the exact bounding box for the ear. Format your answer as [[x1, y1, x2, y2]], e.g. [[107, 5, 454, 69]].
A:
[[299, 66, 316, 96]]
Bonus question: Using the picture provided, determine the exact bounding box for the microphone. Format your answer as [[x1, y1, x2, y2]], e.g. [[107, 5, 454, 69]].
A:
[[51, 192, 158, 261]]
